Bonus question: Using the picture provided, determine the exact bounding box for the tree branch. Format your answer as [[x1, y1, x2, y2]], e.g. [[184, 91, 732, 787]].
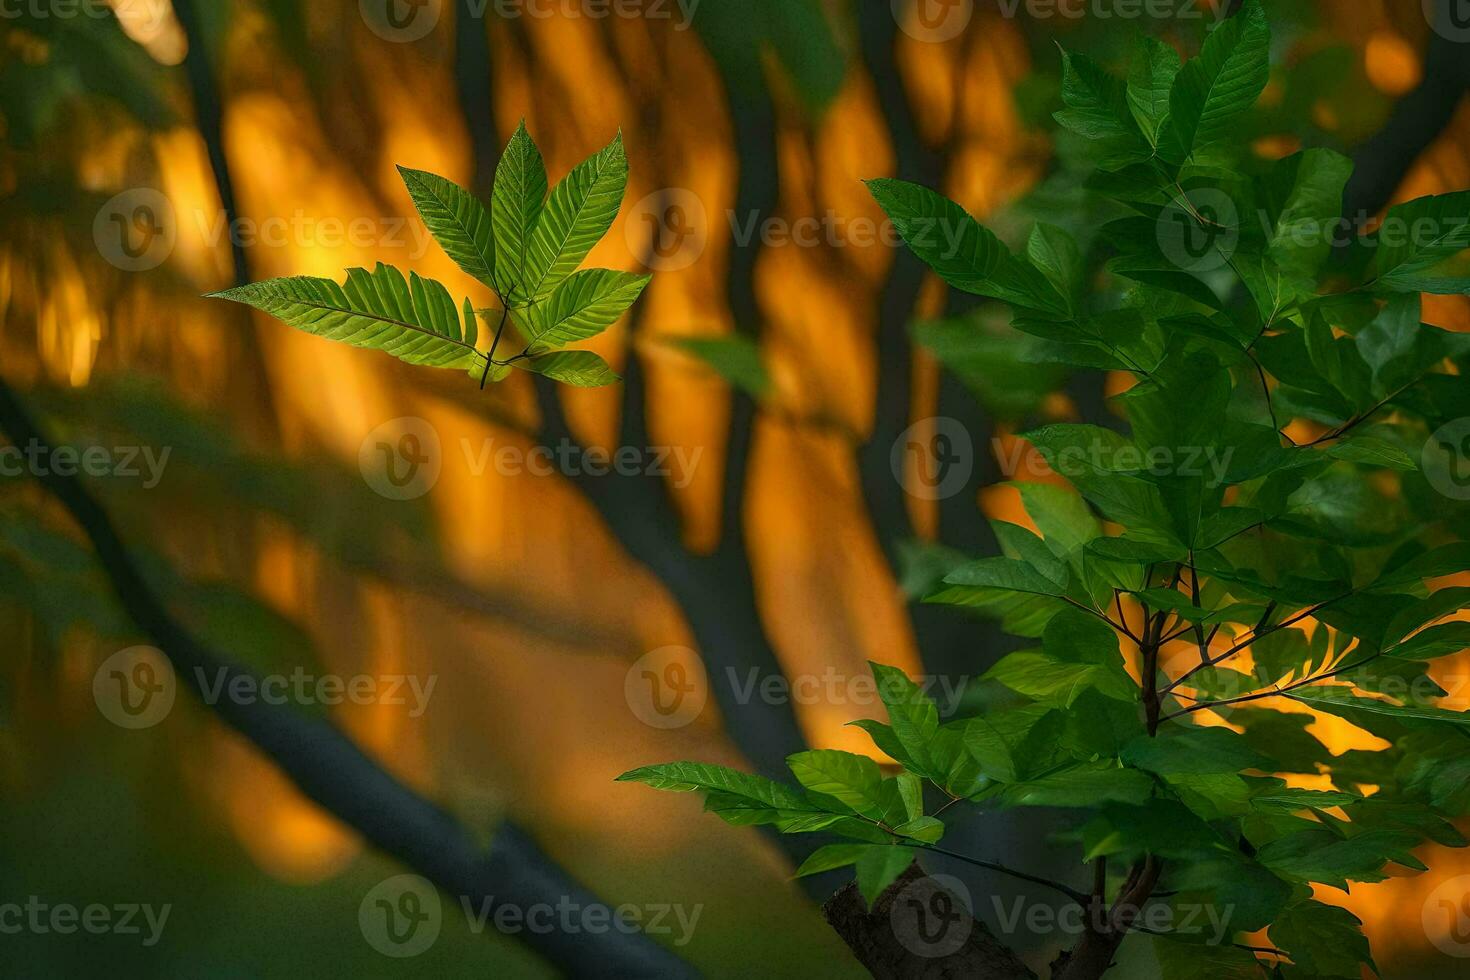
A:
[[0, 374, 694, 978], [1342, 0, 1470, 222]]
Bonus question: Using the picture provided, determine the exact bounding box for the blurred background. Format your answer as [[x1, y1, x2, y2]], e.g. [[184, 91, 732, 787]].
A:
[[2, 0, 1469, 976]]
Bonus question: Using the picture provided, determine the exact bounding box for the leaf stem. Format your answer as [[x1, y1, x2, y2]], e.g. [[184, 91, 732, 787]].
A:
[[920, 845, 1089, 905]]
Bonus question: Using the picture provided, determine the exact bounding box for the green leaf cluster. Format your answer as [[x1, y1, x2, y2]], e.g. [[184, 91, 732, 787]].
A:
[[623, 5, 1470, 974], [211, 124, 648, 388]]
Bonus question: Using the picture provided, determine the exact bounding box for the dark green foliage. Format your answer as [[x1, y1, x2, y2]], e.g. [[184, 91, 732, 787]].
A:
[[622, 4, 1470, 974]]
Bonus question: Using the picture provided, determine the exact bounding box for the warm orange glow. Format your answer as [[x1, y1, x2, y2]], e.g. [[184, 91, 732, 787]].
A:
[[1365, 31, 1422, 96]]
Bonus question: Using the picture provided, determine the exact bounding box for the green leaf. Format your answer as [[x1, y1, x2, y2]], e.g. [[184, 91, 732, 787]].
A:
[[988, 762, 1156, 808], [869, 663, 940, 776], [616, 762, 812, 809], [1373, 191, 1470, 293], [397, 165, 496, 289], [865, 178, 1066, 314], [1262, 149, 1353, 277], [1122, 727, 1273, 776], [1386, 621, 1470, 661], [892, 816, 945, 844], [1127, 35, 1182, 146], [514, 350, 620, 388], [1268, 900, 1376, 977], [964, 706, 1066, 783], [1026, 223, 1083, 310], [1166, 0, 1270, 156], [209, 265, 482, 371], [1153, 936, 1264, 980], [1082, 799, 1230, 861], [866, 178, 1004, 294], [491, 121, 548, 298], [786, 750, 887, 819], [794, 843, 873, 878], [1327, 436, 1417, 472], [523, 132, 628, 302], [1056, 49, 1149, 166], [938, 556, 1069, 599], [523, 269, 649, 352], [856, 846, 916, 908], [1017, 482, 1101, 569], [665, 335, 772, 398], [1372, 544, 1470, 592], [1258, 827, 1422, 888]]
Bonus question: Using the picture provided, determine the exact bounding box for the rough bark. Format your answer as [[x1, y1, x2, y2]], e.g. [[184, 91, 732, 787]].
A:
[[824, 864, 1038, 980]]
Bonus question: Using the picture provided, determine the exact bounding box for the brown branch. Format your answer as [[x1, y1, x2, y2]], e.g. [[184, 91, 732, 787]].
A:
[[0, 374, 693, 977]]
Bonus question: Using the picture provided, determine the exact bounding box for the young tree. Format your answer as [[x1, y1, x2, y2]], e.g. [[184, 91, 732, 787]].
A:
[[203, 3, 1470, 975], [618, 3, 1470, 976]]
